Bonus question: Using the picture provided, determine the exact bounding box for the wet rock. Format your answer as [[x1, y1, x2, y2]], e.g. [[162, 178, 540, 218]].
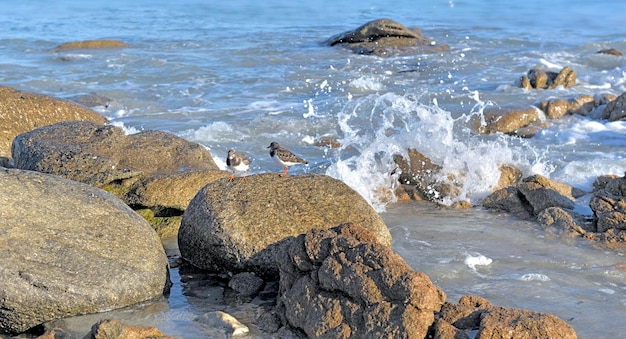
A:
[[394, 148, 442, 186], [471, 105, 542, 135], [11, 121, 222, 218], [536, 94, 611, 119], [597, 48, 623, 57], [67, 92, 112, 108], [84, 319, 178, 339], [228, 272, 265, 298], [589, 173, 626, 232], [0, 86, 106, 158], [437, 295, 577, 339], [326, 18, 450, 57], [519, 66, 576, 89], [179, 173, 391, 279], [0, 168, 169, 334], [276, 223, 446, 338], [537, 207, 588, 237], [483, 174, 581, 218], [602, 92, 626, 121], [52, 40, 128, 52]]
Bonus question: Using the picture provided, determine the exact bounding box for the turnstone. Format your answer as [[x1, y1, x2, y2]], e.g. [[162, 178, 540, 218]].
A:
[[267, 141, 308, 177], [226, 149, 251, 182]]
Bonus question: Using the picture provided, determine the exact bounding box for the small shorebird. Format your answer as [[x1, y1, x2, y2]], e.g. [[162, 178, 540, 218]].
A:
[[267, 141, 308, 177], [226, 149, 251, 182]]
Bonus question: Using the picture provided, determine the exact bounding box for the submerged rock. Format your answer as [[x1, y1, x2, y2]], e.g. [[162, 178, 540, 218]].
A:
[[602, 92, 626, 121], [52, 39, 128, 52], [276, 223, 446, 338], [519, 66, 576, 89], [178, 173, 391, 278], [0, 168, 169, 334], [0, 86, 106, 158], [326, 18, 450, 56]]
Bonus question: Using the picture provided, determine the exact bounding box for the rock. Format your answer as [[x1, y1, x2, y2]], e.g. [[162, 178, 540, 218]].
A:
[[483, 175, 580, 218], [589, 173, 626, 232], [519, 66, 576, 89], [12, 121, 219, 185], [326, 18, 450, 56], [438, 295, 577, 339], [84, 319, 178, 339], [0, 86, 106, 158], [52, 40, 128, 52], [178, 173, 391, 278], [67, 92, 112, 108], [496, 165, 523, 190], [276, 223, 446, 338], [472, 106, 542, 135], [0, 168, 169, 334], [597, 48, 623, 57], [228, 272, 265, 298], [602, 92, 626, 121], [393, 148, 442, 186], [537, 207, 588, 237], [195, 311, 249, 337]]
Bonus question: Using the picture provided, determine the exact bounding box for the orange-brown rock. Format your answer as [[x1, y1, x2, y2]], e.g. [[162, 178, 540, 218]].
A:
[[519, 66, 576, 89], [52, 39, 128, 52], [597, 48, 623, 57], [472, 106, 541, 135]]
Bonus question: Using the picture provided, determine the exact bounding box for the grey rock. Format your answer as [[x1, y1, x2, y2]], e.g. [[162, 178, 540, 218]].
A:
[[178, 173, 392, 279], [0, 168, 168, 334]]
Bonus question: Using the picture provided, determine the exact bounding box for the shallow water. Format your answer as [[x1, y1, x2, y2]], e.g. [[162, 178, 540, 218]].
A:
[[2, 0, 626, 337]]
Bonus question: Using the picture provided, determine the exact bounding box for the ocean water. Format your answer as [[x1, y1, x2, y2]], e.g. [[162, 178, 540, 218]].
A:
[[2, 0, 626, 337]]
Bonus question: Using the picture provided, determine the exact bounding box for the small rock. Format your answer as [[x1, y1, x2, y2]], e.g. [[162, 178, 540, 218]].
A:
[[196, 311, 249, 337]]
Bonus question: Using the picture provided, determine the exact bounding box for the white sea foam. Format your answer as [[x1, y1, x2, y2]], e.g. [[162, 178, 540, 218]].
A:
[[109, 121, 141, 135], [519, 273, 551, 282], [464, 254, 493, 270]]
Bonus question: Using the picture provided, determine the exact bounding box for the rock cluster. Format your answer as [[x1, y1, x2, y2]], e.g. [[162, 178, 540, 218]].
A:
[[519, 66, 577, 90]]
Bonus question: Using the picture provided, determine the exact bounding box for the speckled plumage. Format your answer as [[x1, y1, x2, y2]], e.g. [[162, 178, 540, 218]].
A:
[[227, 149, 251, 181], [267, 141, 308, 176]]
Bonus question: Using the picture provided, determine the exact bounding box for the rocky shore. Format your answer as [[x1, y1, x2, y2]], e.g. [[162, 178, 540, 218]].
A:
[[1, 18, 625, 338]]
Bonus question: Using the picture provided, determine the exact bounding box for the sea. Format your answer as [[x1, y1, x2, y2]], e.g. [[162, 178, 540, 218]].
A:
[[1, 0, 626, 338]]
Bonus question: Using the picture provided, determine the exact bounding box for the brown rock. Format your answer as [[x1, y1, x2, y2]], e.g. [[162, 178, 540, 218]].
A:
[[519, 67, 576, 89], [84, 319, 179, 339], [472, 106, 541, 135], [52, 40, 128, 52], [326, 18, 449, 56], [12, 121, 219, 188], [602, 92, 626, 121], [178, 173, 392, 278], [0, 86, 106, 158], [516, 175, 576, 215], [394, 148, 442, 185], [277, 223, 446, 338], [597, 48, 623, 57], [589, 173, 626, 232], [497, 165, 523, 190], [537, 207, 588, 237], [536, 95, 600, 119]]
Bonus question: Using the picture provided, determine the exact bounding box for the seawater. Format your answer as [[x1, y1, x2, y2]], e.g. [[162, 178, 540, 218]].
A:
[[1, 0, 626, 337]]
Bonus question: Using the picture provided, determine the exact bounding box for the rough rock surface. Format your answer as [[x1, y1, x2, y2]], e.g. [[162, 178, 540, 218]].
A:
[[519, 66, 576, 89], [435, 295, 577, 339], [276, 223, 446, 338], [0, 168, 169, 334], [84, 319, 180, 339], [0, 86, 106, 158], [472, 106, 542, 135], [326, 18, 450, 56], [602, 92, 626, 121], [484, 174, 583, 218], [589, 173, 626, 232], [597, 48, 623, 57], [52, 40, 128, 52], [178, 173, 392, 278]]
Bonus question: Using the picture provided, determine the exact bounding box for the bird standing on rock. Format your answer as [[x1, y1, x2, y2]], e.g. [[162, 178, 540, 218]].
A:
[[267, 141, 308, 177], [226, 149, 251, 182]]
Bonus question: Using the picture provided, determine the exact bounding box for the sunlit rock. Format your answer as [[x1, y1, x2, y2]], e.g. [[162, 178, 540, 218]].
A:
[[518, 66, 576, 89]]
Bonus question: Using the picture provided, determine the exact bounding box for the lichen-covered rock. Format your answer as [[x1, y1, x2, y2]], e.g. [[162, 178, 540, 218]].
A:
[[326, 18, 450, 56], [178, 173, 391, 278], [519, 66, 576, 90], [0, 86, 106, 158], [0, 168, 169, 334], [277, 223, 446, 338]]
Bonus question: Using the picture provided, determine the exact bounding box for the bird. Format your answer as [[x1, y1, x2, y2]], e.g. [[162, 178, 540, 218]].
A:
[[226, 149, 251, 182], [267, 141, 308, 177]]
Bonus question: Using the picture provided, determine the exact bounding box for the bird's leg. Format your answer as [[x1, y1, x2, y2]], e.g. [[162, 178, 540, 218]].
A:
[[280, 166, 289, 177], [239, 171, 247, 182], [228, 174, 235, 182]]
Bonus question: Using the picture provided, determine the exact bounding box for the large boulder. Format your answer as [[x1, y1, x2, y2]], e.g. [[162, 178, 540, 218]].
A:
[[178, 173, 392, 278], [326, 18, 450, 56], [435, 295, 577, 339], [0, 168, 169, 334], [276, 223, 446, 338], [0, 86, 106, 158]]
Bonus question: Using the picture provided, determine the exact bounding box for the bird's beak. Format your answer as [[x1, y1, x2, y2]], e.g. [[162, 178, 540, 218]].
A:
[[267, 145, 271, 148]]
